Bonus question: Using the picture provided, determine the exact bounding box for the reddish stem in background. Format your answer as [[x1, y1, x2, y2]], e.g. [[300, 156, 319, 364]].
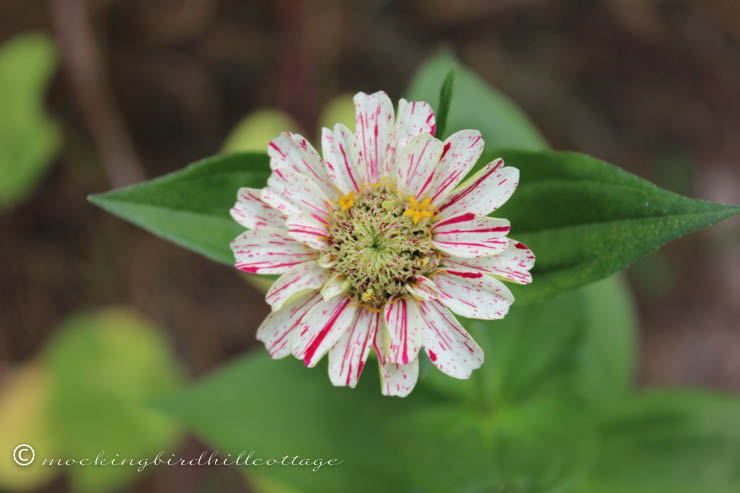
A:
[[273, 0, 316, 136], [50, 0, 145, 187]]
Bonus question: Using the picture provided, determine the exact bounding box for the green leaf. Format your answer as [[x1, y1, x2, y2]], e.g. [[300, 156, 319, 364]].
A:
[[44, 308, 183, 492], [158, 353, 422, 493], [489, 149, 740, 304], [89, 152, 271, 264], [419, 275, 636, 410], [575, 390, 740, 493], [406, 51, 547, 149], [0, 32, 61, 209], [399, 397, 598, 493], [158, 351, 597, 493], [434, 66, 455, 139]]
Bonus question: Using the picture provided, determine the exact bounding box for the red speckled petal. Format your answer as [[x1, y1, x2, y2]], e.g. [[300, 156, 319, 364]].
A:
[[378, 354, 419, 398], [322, 123, 362, 195], [285, 213, 329, 251], [257, 291, 323, 359], [405, 276, 441, 300], [432, 270, 514, 320], [385, 98, 436, 177], [265, 261, 328, 312], [265, 167, 331, 222], [354, 91, 394, 183], [231, 227, 314, 274], [291, 296, 358, 368], [230, 187, 285, 230], [394, 133, 444, 198], [429, 130, 484, 207], [442, 239, 535, 285], [438, 158, 519, 218], [268, 132, 335, 198], [419, 300, 484, 379], [432, 213, 510, 258], [384, 298, 424, 365], [328, 308, 379, 388]]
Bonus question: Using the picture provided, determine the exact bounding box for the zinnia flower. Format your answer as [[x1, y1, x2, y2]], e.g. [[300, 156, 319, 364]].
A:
[[230, 91, 534, 396]]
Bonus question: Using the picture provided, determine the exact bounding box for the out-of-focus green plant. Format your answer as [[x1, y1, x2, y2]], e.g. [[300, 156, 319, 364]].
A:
[[0, 32, 61, 209], [89, 51, 740, 493], [0, 308, 183, 492], [222, 109, 302, 153]]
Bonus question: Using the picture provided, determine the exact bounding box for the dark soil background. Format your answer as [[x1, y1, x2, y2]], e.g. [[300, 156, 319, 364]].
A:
[[1, 1, 739, 492]]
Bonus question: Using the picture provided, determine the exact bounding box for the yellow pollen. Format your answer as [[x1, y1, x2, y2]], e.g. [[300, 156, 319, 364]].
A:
[[337, 190, 355, 211], [361, 288, 376, 302], [404, 195, 435, 224]]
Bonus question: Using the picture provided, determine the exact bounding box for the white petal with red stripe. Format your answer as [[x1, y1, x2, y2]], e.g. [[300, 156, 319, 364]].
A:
[[433, 270, 514, 319], [354, 91, 394, 183], [230, 187, 285, 230], [374, 323, 419, 398], [231, 228, 315, 274], [265, 261, 328, 311], [405, 276, 441, 300], [438, 158, 519, 218], [268, 132, 335, 198], [429, 130, 484, 207], [419, 300, 484, 379], [394, 133, 444, 198], [442, 239, 535, 285], [256, 291, 323, 358], [322, 123, 362, 195], [379, 358, 419, 397], [265, 167, 331, 222], [285, 213, 329, 251], [384, 298, 424, 365], [328, 309, 379, 388], [291, 296, 358, 367], [432, 213, 510, 258], [261, 186, 300, 217], [384, 99, 436, 177]]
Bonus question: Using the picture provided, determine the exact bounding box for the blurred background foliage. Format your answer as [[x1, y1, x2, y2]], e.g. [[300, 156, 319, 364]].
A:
[[1, 1, 740, 492]]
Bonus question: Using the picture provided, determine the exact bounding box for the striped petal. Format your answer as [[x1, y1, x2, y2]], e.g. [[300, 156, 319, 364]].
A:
[[231, 228, 315, 274], [265, 261, 327, 311], [432, 213, 510, 258], [268, 132, 335, 198], [354, 91, 394, 183], [384, 99, 436, 177], [432, 270, 514, 319], [230, 187, 285, 230], [429, 130, 484, 207], [261, 186, 300, 217], [322, 123, 362, 195], [438, 158, 519, 218], [265, 167, 332, 222], [394, 133, 444, 198], [285, 213, 329, 251], [405, 276, 441, 300], [442, 239, 535, 285], [292, 296, 358, 367], [256, 292, 323, 358], [419, 300, 484, 379], [384, 298, 424, 365], [328, 309, 379, 388], [374, 323, 419, 398]]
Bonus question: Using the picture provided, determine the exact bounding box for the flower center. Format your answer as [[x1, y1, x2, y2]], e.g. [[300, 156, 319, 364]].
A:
[[326, 184, 439, 308]]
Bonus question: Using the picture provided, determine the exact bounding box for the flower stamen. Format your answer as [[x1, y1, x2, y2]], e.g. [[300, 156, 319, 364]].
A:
[[337, 190, 355, 211], [404, 195, 435, 224]]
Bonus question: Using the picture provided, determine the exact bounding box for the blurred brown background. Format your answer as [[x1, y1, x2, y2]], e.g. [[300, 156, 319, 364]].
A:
[[1, 0, 739, 491]]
